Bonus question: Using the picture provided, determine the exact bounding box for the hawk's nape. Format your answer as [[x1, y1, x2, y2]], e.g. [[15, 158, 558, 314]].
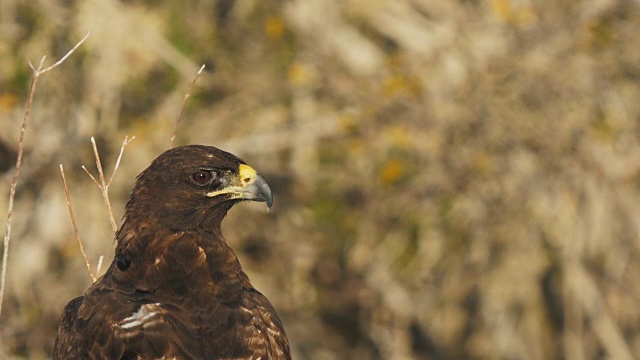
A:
[[53, 145, 290, 360]]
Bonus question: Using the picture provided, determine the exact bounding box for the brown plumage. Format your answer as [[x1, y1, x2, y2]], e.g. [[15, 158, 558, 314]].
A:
[[53, 145, 290, 360]]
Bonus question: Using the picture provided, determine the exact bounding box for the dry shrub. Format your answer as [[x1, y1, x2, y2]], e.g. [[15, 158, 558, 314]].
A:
[[1, 0, 640, 359]]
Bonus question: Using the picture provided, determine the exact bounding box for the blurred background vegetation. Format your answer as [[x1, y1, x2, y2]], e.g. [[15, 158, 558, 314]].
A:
[[1, 0, 640, 359]]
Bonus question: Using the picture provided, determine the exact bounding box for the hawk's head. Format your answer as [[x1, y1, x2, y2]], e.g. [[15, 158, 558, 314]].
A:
[[122, 145, 272, 232]]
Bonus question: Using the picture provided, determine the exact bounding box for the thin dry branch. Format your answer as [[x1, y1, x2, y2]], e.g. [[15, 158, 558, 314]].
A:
[[96, 255, 104, 277], [60, 165, 96, 282], [168, 64, 205, 149], [27, 32, 90, 75], [0, 32, 90, 317], [82, 136, 135, 233], [109, 136, 136, 187]]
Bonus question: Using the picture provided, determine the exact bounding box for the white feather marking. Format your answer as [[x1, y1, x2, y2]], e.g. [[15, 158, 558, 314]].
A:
[[197, 246, 206, 260], [116, 303, 164, 335]]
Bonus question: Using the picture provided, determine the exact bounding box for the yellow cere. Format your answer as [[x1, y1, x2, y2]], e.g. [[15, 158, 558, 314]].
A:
[[205, 164, 257, 198], [238, 164, 257, 186]]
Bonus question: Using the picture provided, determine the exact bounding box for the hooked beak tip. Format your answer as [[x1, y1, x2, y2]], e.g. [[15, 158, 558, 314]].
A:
[[254, 174, 273, 211]]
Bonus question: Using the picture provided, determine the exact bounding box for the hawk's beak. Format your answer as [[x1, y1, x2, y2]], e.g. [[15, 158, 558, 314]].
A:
[[206, 164, 273, 211], [240, 173, 273, 210]]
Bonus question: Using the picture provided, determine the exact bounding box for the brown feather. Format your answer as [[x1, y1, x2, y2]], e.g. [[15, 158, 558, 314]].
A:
[[54, 145, 290, 360]]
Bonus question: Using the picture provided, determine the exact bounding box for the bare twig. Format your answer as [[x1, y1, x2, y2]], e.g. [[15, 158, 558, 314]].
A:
[[81, 165, 100, 187], [60, 165, 96, 282], [62, 134, 133, 281], [0, 33, 90, 317], [168, 64, 205, 149], [109, 136, 135, 187], [96, 255, 104, 277], [82, 136, 134, 233], [28, 32, 90, 76]]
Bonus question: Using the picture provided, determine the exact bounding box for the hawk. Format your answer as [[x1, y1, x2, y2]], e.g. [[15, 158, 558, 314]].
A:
[[53, 145, 291, 359]]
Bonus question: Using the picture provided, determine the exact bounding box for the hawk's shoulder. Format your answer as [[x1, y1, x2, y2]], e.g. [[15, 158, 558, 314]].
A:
[[53, 296, 85, 359]]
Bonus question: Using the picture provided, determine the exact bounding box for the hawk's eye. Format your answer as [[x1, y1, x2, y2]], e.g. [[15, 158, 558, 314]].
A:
[[193, 170, 213, 185]]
